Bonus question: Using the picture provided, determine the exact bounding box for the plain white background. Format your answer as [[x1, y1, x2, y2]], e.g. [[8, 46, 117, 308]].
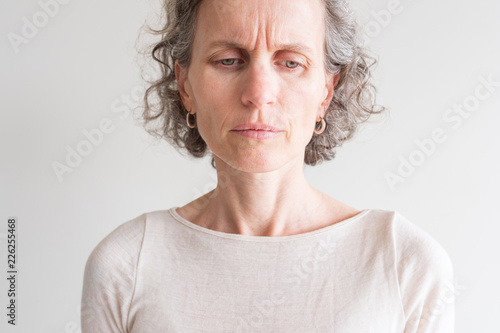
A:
[[1, 0, 499, 331]]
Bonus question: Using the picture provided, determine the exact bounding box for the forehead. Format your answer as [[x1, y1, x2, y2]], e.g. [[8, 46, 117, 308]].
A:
[[193, 0, 326, 53]]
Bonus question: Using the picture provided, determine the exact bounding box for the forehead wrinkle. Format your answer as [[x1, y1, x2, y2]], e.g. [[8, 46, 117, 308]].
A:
[[255, 0, 323, 55], [245, 0, 289, 52], [199, 0, 325, 57], [201, 0, 258, 51], [265, 0, 287, 51], [211, 0, 291, 52]]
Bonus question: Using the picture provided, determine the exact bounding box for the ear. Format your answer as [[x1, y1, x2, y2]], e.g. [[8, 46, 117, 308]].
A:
[[175, 60, 194, 113], [317, 72, 339, 120]]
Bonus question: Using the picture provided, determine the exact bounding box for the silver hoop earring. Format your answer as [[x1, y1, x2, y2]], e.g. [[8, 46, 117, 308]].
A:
[[186, 112, 197, 129], [314, 117, 326, 135]]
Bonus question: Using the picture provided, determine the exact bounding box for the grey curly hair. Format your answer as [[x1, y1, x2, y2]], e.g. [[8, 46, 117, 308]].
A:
[[142, 0, 384, 166]]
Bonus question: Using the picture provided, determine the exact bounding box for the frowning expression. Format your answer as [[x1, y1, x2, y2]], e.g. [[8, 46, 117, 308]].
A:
[[176, 0, 335, 172]]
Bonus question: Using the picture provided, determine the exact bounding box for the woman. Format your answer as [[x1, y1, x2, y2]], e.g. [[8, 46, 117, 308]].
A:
[[82, 0, 455, 331]]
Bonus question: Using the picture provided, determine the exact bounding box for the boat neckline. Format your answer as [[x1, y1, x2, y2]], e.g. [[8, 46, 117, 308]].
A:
[[168, 207, 372, 242]]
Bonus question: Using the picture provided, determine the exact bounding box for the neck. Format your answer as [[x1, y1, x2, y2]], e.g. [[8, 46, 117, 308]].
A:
[[184, 156, 332, 236]]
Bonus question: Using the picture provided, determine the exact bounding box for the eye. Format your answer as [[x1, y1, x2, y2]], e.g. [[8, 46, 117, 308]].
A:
[[284, 60, 300, 69], [219, 59, 238, 66]]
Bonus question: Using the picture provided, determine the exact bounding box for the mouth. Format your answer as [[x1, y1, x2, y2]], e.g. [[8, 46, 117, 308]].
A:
[[230, 123, 283, 140]]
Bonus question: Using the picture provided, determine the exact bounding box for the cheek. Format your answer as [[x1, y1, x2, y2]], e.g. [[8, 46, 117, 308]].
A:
[[194, 71, 235, 111], [283, 79, 324, 136], [190, 74, 232, 144]]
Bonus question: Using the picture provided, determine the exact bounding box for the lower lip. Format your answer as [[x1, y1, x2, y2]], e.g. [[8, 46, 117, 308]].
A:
[[231, 130, 282, 140]]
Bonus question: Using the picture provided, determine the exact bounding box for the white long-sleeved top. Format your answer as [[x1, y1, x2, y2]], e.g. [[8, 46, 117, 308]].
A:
[[81, 208, 455, 332]]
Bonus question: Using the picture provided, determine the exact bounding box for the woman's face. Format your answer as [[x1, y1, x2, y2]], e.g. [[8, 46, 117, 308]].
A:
[[177, 0, 335, 173]]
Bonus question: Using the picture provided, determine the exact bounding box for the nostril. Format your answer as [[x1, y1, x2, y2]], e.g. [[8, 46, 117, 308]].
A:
[[240, 70, 278, 108]]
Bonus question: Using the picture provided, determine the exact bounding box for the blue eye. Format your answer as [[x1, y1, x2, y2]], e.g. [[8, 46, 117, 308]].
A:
[[285, 61, 300, 68], [220, 59, 237, 66]]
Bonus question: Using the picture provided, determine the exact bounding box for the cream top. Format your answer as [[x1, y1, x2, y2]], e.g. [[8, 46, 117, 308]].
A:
[[81, 208, 454, 332]]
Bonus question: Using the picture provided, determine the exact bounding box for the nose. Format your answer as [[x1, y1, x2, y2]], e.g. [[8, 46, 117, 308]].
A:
[[240, 61, 278, 109]]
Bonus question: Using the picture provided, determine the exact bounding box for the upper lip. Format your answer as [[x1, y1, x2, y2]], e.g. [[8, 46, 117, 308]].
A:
[[231, 123, 282, 132]]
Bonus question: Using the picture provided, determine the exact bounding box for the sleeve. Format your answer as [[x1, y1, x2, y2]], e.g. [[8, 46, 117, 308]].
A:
[[393, 213, 455, 333], [81, 214, 146, 333]]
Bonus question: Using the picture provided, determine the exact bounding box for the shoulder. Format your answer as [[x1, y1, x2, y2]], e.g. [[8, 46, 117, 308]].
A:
[[359, 210, 451, 262], [83, 209, 175, 279], [389, 211, 454, 278], [84, 213, 147, 278], [361, 209, 453, 274], [373, 210, 455, 330], [82, 212, 173, 331], [82, 213, 148, 331]]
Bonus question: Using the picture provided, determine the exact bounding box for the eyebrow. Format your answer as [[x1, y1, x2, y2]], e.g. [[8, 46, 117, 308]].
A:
[[206, 40, 314, 55]]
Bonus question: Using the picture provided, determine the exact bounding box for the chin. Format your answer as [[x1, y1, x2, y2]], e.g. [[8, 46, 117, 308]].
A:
[[215, 149, 296, 174]]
